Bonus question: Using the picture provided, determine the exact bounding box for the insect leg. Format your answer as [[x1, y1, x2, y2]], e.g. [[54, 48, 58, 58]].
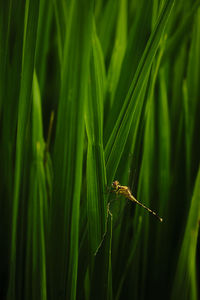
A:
[[94, 202, 112, 255]]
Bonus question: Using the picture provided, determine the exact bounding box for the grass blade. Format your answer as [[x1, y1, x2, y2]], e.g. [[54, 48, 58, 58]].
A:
[[171, 166, 200, 300], [24, 71, 47, 300], [86, 21, 107, 255], [50, 1, 93, 298], [8, 1, 40, 297], [105, 0, 175, 181]]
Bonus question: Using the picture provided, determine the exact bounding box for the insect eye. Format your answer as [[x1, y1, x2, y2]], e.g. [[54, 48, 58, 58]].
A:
[[112, 180, 119, 188]]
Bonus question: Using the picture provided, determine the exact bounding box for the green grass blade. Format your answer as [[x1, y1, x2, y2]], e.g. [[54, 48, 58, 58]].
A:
[[32, 71, 45, 145], [53, 0, 68, 63], [35, 0, 53, 96], [97, 0, 118, 58], [50, 1, 93, 299], [105, 0, 175, 181], [8, 1, 40, 298], [104, 0, 153, 143], [185, 8, 200, 188], [162, 0, 200, 64], [157, 67, 171, 216], [107, 0, 127, 107], [24, 71, 47, 300], [171, 166, 200, 300], [111, 39, 166, 300], [85, 21, 107, 255]]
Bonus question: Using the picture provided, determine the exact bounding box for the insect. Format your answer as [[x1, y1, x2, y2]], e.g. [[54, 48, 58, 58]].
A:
[[94, 180, 163, 255], [111, 180, 163, 222]]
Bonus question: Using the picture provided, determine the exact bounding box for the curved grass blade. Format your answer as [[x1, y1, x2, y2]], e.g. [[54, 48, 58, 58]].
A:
[[105, 0, 175, 181], [171, 166, 200, 300]]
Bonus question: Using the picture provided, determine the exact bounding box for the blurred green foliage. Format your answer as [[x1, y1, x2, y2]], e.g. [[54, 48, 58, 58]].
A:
[[0, 0, 200, 299]]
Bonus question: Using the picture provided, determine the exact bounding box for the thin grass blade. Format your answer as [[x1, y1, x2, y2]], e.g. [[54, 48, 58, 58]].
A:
[[8, 1, 40, 297]]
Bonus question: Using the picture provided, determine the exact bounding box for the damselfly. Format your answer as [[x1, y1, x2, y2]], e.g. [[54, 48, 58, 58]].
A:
[[111, 180, 163, 222], [94, 180, 163, 255]]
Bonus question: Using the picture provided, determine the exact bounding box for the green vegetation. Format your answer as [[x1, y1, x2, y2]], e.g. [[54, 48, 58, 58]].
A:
[[0, 0, 200, 299]]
